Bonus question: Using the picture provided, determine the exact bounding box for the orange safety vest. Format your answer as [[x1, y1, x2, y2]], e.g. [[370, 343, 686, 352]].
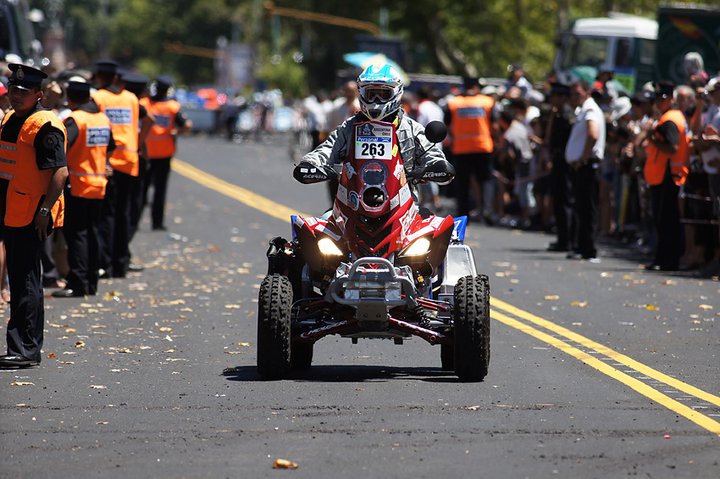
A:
[[0, 110, 66, 228], [65, 109, 111, 199], [140, 97, 181, 159], [644, 109, 690, 187], [448, 94, 494, 155], [93, 88, 140, 176]]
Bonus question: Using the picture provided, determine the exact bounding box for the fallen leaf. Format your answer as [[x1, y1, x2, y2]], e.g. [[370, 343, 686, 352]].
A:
[[118, 348, 132, 354], [65, 328, 77, 333], [75, 340, 86, 348], [10, 381, 34, 386], [48, 322, 69, 328], [272, 459, 299, 470], [96, 421, 109, 425], [571, 301, 588, 308], [238, 342, 251, 347], [224, 351, 243, 355], [661, 279, 677, 286], [58, 360, 74, 365], [224, 304, 242, 309], [90, 385, 107, 389], [47, 353, 57, 359], [544, 295, 560, 301], [159, 327, 173, 332], [103, 291, 123, 301], [207, 244, 222, 253], [698, 304, 713, 311], [645, 304, 659, 311], [463, 405, 481, 411]]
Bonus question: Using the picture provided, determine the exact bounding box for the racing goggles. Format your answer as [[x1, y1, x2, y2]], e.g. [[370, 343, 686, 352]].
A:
[[360, 85, 396, 104]]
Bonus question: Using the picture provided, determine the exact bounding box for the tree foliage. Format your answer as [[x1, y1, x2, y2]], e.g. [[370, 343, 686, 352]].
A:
[[33, 0, 663, 93]]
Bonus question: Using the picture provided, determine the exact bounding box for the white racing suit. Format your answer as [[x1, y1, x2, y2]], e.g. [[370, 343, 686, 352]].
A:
[[301, 112, 451, 189]]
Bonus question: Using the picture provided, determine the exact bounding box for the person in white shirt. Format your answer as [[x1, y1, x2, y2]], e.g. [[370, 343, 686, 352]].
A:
[[697, 77, 720, 275], [565, 79, 606, 261]]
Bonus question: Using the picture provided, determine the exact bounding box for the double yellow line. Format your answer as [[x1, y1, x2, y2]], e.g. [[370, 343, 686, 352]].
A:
[[491, 299, 720, 435], [173, 158, 720, 435]]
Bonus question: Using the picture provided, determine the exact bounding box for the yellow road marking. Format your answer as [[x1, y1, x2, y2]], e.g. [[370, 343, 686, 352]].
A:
[[491, 309, 720, 435], [173, 157, 720, 434], [491, 297, 720, 409], [172, 159, 299, 222]]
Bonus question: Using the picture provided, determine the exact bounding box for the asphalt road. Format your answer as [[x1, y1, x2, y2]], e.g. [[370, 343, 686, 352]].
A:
[[1, 135, 718, 479]]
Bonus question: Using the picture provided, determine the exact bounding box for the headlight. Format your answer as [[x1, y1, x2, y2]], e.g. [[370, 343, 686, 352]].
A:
[[318, 237, 344, 256], [404, 237, 431, 256]]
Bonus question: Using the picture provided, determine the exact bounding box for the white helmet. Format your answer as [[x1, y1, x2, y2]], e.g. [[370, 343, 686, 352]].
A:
[[357, 63, 403, 121]]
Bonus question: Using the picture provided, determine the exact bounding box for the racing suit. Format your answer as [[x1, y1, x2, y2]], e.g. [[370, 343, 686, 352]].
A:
[[302, 111, 451, 190]]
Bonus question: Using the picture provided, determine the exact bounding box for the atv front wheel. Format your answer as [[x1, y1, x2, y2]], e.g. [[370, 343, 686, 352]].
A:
[[257, 274, 293, 379], [453, 275, 490, 381]]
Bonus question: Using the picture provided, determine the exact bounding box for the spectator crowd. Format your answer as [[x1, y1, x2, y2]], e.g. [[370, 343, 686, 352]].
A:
[[350, 55, 720, 275]]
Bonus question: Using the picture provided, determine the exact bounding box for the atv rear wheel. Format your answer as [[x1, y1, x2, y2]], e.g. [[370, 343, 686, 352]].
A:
[[257, 274, 293, 379], [453, 275, 490, 381]]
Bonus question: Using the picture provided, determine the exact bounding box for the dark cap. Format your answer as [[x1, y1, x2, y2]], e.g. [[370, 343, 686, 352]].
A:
[[7, 63, 47, 90], [67, 80, 91, 94], [655, 81, 674, 99], [631, 90, 655, 104], [549, 82, 570, 96], [120, 71, 149, 86], [507, 63, 523, 73], [463, 76, 479, 90], [95, 59, 119, 74], [155, 75, 174, 88]]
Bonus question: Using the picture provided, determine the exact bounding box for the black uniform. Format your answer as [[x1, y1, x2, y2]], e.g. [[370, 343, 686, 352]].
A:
[[63, 100, 116, 295], [0, 103, 66, 363], [96, 85, 148, 278], [143, 95, 188, 230]]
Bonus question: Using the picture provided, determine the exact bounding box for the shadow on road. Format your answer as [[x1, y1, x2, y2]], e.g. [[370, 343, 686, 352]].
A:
[[222, 365, 466, 383]]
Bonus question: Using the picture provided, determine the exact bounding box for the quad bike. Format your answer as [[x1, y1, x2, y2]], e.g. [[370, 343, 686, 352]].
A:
[[257, 120, 490, 381]]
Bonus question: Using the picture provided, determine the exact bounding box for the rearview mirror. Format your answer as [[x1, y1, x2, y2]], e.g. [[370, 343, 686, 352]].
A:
[[424, 121, 447, 144]]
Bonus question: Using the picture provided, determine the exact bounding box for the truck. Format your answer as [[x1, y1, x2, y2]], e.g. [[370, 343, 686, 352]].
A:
[[655, 5, 720, 84], [0, 0, 42, 65], [553, 5, 720, 92]]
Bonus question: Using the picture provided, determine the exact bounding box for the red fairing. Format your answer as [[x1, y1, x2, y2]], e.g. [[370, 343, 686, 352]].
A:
[[300, 119, 453, 260]]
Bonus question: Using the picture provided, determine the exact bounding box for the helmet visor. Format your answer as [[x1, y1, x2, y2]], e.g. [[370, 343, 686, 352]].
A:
[[360, 85, 395, 104]]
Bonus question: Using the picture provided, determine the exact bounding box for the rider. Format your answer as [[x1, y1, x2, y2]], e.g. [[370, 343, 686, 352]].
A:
[[297, 63, 454, 201]]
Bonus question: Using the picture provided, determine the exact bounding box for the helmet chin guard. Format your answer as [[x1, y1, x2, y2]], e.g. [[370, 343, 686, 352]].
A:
[[357, 63, 403, 121]]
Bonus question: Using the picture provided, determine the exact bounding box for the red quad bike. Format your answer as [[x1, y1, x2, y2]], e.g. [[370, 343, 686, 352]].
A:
[[257, 120, 490, 381]]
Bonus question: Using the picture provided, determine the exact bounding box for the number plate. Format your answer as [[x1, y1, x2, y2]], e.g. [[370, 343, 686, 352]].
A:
[[355, 123, 393, 160]]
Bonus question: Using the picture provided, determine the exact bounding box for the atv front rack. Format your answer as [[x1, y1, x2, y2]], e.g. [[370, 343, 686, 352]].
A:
[[325, 257, 417, 324]]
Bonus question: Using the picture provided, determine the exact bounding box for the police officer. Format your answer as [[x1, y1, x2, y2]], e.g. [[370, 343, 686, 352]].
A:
[[445, 77, 498, 222], [119, 71, 151, 240], [0, 64, 68, 368], [53, 80, 115, 298], [92, 60, 152, 278], [140, 75, 191, 231], [643, 82, 690, 271]]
